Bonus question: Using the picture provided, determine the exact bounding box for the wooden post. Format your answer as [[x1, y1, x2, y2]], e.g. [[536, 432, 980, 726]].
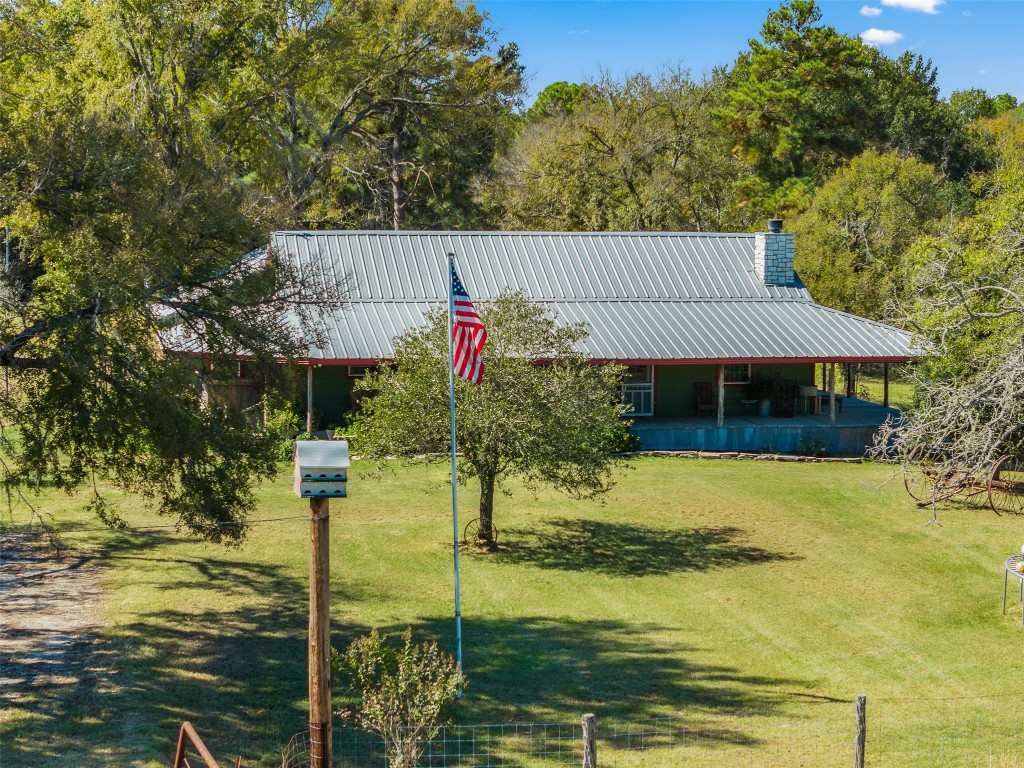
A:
[[853, 694, 866, 768], [883, 362, 890, 408], [716, 364, 725, 429], [309, 497, 332, 768], [582, 713, 596, 768], [829, 363, 837, 428], [306, 365, 314, 435]]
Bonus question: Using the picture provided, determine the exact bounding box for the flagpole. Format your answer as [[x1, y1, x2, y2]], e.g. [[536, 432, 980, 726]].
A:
[[447, 252, 464, 689]]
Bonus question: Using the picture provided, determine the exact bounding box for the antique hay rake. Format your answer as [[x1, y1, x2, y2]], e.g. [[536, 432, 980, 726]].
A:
[[903, 452, 1024, 515]]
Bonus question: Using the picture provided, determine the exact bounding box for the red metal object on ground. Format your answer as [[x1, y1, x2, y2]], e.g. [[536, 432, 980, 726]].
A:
[[172, 721, 241, 768]]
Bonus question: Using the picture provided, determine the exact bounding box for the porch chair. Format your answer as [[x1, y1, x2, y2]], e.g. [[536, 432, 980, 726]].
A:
[[694, 381, 717, 417]]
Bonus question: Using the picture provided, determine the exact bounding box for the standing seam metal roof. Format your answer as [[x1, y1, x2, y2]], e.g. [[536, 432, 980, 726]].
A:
[[271, 231, 912, 362]]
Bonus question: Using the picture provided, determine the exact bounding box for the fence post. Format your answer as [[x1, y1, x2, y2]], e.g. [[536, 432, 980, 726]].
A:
[[854, 694, 866, 768], [582, 713, 596, 768], [309, 496, 332, 768]]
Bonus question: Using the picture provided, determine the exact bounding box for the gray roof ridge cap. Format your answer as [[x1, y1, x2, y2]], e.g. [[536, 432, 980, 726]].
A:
[[344, 296, 813, 303], [271, 229, 758, 238]]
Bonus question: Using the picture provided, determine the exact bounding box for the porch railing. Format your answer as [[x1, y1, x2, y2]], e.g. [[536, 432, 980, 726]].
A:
[[622, 383, 654, 416]]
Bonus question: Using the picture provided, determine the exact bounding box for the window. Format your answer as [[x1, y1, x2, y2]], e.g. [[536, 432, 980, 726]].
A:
[[621, 365, 654, 416], [723, 364, 751, 384], [347, 365, 378, 378], [623, 364, 653, 383]]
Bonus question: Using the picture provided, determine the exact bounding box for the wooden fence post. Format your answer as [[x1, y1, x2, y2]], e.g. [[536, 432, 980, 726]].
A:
[[309, 497, 332, 768], [582, 713, 596, 768], [854, 694, 866, 768]]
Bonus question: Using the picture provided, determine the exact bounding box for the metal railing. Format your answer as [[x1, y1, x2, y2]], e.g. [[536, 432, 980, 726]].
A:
[[622, 383, 653, 416]]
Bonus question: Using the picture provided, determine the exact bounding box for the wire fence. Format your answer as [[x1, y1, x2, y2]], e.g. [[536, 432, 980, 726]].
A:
[[278, 699, 1022, 768]]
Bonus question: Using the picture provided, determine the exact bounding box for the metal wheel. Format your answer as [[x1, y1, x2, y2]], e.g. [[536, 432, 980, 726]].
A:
[[989, 456, 1024, 515], [462, 518, 498, 546], [903, 448, 941, 503]]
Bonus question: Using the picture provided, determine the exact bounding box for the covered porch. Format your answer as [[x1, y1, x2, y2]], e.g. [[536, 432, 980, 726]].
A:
[[621, 360, 904, 455], [629, 395, 900, 455]]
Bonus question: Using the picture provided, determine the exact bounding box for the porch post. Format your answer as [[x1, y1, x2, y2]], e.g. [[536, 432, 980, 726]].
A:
[[716, 364, 725, 428], [306, 364, 314, 435], [883, 363, 890, 408], [829, 362, 837, 427]]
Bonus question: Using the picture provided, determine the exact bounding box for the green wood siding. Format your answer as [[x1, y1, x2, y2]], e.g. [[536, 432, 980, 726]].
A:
[[309, 366, 353, 430]]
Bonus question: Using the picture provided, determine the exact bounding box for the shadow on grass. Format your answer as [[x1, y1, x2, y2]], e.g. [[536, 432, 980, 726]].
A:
[[340, 614, 810, 761], [1, 527, 319, 768], [4, 524, 808, 768], [492, 519, 799, 576]]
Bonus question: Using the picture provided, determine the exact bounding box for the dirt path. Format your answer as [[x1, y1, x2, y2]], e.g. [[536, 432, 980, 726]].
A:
[[0, 531, 102, 703]]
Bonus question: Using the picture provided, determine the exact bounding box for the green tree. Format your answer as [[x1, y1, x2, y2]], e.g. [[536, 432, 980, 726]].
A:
[[791, 150, 946, 318], [0, 0, 521, 538], [300, 1, 523, 230], [901, 109, 1024, 377], [718, 0, 876, 208], [523, 81, 595, 122], [483, 71, 755, 232], [351, 293, 628, 546], [871, 109, 1024, 486]]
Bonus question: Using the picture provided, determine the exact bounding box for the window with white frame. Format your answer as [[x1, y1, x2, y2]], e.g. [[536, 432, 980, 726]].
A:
[[621, 365, 654, 416], [723, 364, 751, 384]]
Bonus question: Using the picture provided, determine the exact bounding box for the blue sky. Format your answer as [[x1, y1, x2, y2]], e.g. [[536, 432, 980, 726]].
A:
[[477, 0, 1024, 105]]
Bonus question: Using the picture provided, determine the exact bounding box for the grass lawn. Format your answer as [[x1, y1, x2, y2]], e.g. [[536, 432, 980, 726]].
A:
[[858, 375, 916, 411], [2, 458, 1023, 767]]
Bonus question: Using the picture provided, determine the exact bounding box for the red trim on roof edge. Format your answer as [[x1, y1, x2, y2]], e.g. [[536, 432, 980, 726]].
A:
[[299, 356, 912, 366]]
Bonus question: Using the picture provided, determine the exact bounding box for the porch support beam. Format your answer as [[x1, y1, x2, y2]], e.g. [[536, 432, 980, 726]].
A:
[[716, 364, 725, 429], [306, 364, 314, 435], [829, 362, 837, 427], [883, 363, 890, 408]]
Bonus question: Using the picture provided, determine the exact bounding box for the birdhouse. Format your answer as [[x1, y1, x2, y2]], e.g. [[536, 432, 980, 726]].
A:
[[294, 440, 350, 498]]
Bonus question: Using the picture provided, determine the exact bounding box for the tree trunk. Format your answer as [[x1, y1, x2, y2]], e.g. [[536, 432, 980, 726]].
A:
[[389, 107, 407, 230], [478, 472, 496, 545]]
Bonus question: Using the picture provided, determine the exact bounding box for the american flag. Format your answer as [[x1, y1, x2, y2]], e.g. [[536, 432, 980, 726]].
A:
[[450, 261, 487, 384]]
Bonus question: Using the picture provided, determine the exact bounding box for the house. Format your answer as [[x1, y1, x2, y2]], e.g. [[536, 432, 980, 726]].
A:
[[275, 224, 912, 454]]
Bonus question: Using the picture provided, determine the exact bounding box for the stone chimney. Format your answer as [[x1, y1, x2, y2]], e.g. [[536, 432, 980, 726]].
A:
[[754, 219, 796, 287]]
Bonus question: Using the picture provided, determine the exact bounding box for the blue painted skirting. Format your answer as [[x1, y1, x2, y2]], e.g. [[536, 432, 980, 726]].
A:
[[629, 397, 899, 456], [631, 424, 884, 456]]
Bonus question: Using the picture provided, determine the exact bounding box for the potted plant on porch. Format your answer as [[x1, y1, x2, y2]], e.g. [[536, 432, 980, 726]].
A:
[[747, 377, 776, 417]]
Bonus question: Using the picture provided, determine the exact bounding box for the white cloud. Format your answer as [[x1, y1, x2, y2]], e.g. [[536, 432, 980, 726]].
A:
[[962, 9, 973, 15], [881, 0, 944, 14], [860, 28, 905, 46], [860, 5, 884, 16], [567, 29, 590, 36], [979, 69, 987, 74]]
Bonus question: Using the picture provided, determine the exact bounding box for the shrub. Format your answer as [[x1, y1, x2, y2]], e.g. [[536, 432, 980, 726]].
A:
[[333, 629, 464, 768]]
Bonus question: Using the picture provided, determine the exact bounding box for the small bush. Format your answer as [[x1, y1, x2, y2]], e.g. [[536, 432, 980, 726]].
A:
[[608, 424, 641, 453], [332, 629, 463, 768], [797, 438, 829, 458]]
